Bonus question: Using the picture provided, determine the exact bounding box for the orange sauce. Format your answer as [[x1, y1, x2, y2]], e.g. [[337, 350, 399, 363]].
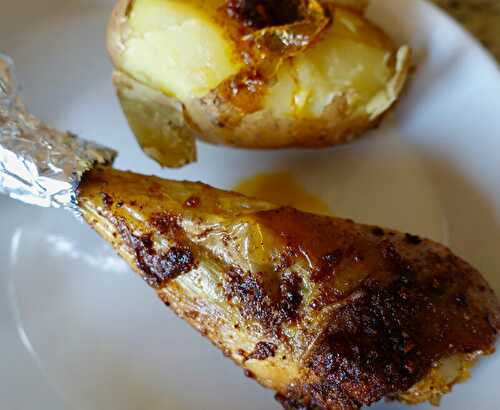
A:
[[233, 171, 333, 216]]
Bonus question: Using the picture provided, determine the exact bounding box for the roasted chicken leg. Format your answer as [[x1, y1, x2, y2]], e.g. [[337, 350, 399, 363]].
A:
[[78, 167, 500, 410]]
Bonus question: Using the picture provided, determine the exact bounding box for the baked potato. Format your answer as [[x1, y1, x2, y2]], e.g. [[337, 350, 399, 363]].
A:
[[78, 167, 499, 409], [107, 0, 411, 167]]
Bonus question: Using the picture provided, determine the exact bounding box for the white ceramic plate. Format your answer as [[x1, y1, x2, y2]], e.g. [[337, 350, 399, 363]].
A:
[[1, 1, 500, 409]]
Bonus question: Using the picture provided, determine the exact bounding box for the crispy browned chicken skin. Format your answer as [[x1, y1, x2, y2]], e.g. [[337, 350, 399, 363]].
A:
[[78, 167, 500, 410]]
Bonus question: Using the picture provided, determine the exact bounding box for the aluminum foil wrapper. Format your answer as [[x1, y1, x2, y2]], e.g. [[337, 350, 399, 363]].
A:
[[0, 53, 117, 214]]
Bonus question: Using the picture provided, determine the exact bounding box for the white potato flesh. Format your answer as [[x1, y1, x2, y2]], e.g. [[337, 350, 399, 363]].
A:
[[265, 8, 395, 118], [119, 0, 400, 118], [121, 0, 242, 101]]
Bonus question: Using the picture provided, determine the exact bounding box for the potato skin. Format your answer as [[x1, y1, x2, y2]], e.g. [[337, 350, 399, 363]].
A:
[[186, 47, 410, 149], [107, 0, 411, 165], [113, 71, 197, 168], [187, 90, 384, 148], [107, 0, 130, 71]]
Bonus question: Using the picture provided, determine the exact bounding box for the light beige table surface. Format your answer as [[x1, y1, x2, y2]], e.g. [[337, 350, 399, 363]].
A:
[[432, 0, 500, 62]]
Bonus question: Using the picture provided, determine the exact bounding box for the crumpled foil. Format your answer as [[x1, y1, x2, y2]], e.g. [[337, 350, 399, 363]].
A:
[[0, 53, 117, 214]]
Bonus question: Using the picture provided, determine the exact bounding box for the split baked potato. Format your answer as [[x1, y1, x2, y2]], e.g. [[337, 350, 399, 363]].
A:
[[107, 0, 411, 167]]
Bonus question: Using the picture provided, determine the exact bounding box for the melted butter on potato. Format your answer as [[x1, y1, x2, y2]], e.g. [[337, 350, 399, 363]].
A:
[[121, 0, 243, 100], [266, 8, 395, 118]]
